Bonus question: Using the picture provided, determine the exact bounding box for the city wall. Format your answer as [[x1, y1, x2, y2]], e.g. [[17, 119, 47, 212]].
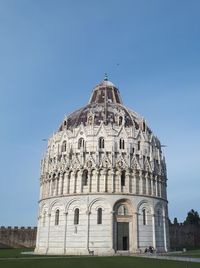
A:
[[169, 223, 200, 250], [0, 226, 37, 248], [0, 224, 200, 250]]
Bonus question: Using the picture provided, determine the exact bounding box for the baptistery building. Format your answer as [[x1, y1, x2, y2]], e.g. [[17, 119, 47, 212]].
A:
[[35, 77, 170, 255]]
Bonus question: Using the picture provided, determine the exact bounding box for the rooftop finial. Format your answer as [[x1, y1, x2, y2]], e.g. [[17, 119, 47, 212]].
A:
[[104, 73, 108, 81]]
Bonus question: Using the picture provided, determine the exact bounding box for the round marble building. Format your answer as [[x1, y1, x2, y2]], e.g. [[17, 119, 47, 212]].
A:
[[35, 77, 170, 255]]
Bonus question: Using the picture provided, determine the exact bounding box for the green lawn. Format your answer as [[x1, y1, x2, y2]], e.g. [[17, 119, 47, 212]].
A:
[[0, 249, 200, 268], [0, 248, 33, 258]]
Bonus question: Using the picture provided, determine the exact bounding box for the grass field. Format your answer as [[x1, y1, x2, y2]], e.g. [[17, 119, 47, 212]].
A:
[[0, 248, 33, 258], [0, 249, 200, 268]]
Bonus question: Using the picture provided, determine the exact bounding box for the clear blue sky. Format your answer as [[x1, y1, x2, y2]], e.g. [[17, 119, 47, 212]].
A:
[[0, 0, 199, 226]]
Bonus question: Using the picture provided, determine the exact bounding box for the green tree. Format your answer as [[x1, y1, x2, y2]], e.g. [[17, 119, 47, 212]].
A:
[[184, 209, 200, 225], [173, 217, 178, 225]]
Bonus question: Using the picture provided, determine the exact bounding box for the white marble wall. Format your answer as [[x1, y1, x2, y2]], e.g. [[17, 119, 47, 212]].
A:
[[35, 195, 169, 255], [36, 115, 169, 255]]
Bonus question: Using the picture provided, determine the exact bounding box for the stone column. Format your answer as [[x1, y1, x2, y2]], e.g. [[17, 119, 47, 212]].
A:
[[88, 170, 92, 193], [46, 213, 51, 254], [118, 170, 121, 192], [96, 170, 100, 192], [57, 174, 61, 195], [44, 182, 46, 199], [111, 169, 115, 193], [65, 171, 70, 194], [56, 177, 59, 196], [79, 170, 83, 193], [60, 173, 64, 195], [51, 179, 55, 196], [113, 212, 117, 252], [50, 180, 53, 196], [164, 182, 167, 199], [86, 209, 91, 253], [124, 170, 130, 193], [150, 174, 153, 196], [155, 176, 158, 197], [104, 169, 107, 192], [63, 212, 68, 254], [36, 216, 41, 250], [162, 182, 165, 199], [152, 213, 156, 249], [145, 172, 149, 195], [40, 183, 43, 200], [41, 183, 44, 199], [163, 214, 167, 252], [159, 179, 162, 198], [48, 180, 51, 197], [133, 171, 136, 194], [129, 171, 132, 193], [73, 171, 77, 193], [110, 211, 115, 251], [126, 170, 130, 193], [139, 170, 143, 195], [133, 212, 139, 251], [44, 182, 47, 198]]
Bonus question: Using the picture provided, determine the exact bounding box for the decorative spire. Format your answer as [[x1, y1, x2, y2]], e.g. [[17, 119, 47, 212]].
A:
[[104, 73, 108, 81]]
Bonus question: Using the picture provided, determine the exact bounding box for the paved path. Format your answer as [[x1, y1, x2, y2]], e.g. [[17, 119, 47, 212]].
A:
[[0, 254, 200, 263], [138, 254, 200, 263]]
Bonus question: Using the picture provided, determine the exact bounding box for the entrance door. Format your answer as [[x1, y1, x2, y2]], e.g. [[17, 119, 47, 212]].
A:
[[117, 222, 129, 250], [123, 236, 128, 250]]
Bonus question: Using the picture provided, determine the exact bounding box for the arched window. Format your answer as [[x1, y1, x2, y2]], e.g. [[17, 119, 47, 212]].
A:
[[99, 137, 104, 149], [119, 138, 125, 149], [138, 141, 140, 151], [143, 121, 146, 132], [55, 209, 60, 226], [74, 208, 79, 225], [97, 208, 102, 224], [121, 170, 126, 186], [61, 141, 67, 152], [142, 209, 146, 225], [88, 115, 93, 125], [78, 138, 85, 149], [119, 116, 123, 126], [82, 170, 88, 186], [117, 204, 128, 215]]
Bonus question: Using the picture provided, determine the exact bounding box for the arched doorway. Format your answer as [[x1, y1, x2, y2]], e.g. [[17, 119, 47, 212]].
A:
[[113, 200, 133, 251]]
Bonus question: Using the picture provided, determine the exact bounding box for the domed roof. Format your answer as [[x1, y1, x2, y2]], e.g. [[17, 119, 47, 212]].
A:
[[59, 77, 143, 131], [88, 78, 123, 105]]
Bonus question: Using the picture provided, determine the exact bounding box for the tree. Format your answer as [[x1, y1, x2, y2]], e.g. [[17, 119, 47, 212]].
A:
[[173, 217, 178, 225], [184, 209, 200, 225]]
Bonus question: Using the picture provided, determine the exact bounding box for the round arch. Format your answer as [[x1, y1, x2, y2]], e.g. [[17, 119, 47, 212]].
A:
[[88, 197, 111, 212], [48, 199, 64, 214], [113, 198, 134, 252], [65, 198, 82, 213], [113, 198, 134, 214], [137, 199, 153, 214]]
